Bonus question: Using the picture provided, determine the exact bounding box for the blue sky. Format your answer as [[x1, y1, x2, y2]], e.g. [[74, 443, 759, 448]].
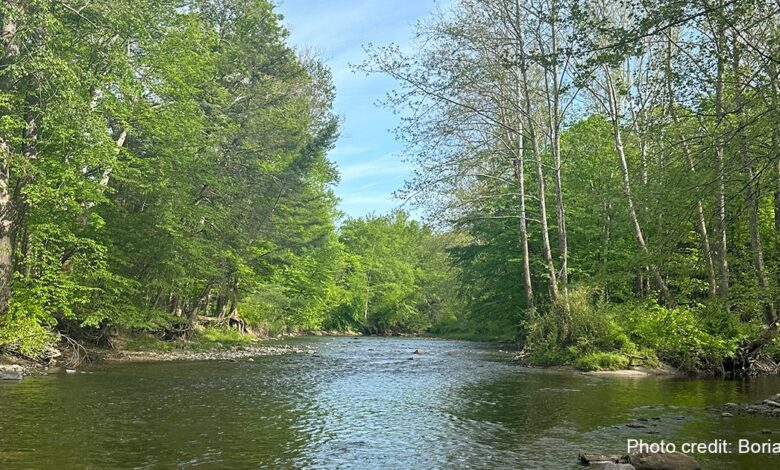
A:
[[277, 0, 441, 218]]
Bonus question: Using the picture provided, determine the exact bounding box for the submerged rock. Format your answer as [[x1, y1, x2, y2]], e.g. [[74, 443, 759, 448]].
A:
[[0, 364, 24, 380]]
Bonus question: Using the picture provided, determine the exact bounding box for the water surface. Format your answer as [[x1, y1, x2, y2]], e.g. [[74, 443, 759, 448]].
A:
[[1, 337, 779, 468]]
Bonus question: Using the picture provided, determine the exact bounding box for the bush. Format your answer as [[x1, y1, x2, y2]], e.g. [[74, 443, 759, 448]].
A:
[[575, 352, 629, 371], [613, 302, 737, 372], [0, 299, 58, 359], [523, 286, 637, 367]]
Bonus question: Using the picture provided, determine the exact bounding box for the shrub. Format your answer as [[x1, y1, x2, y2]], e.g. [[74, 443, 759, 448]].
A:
[[0, 298, 58, 359], [614, 302, 736, 372], [523, 285, 637, 366]]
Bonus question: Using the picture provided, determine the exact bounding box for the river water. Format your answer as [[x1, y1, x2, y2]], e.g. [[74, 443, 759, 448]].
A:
[[1, 337, 779, 469]]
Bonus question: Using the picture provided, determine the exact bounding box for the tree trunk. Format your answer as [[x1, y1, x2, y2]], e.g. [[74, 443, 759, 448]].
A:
[[0, 2, 19, 313], [714, 10, 730, 299], [600, 200, 611, 301], [0, 145, 12, 313], [506, 64, 534, 310], [513, 130, 533, 310], [227, 282, 245, 334], [603, 67, 672, 306], [216, 294, 228, 320], [514, 5, 559, 302], [733, 35, 775, 324], [171, 295, 182, 317], [188, 282, 213, 324], [546, 5, 568, 294]]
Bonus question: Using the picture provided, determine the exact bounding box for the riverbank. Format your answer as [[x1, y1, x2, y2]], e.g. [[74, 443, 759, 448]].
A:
[[1, 327, 320, 378], [3, 326, 776, 381], [0, 342, 315, 378], [102, 343, 316, 363]]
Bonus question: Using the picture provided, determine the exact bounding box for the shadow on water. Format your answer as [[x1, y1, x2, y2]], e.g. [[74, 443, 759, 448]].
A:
[[1, 337, 779, 469]]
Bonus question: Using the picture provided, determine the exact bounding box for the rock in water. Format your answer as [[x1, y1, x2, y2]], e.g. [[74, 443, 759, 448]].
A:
[[0, 364, 24, 380], [579, 453, 622, 464], [413, 349, 425, 355], [591, 464, 637, 470], [629, 452, 701, 470]]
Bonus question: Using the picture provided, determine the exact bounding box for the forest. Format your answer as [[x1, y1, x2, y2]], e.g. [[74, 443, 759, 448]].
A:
[[1, 0, 779, 376], [359, 0, 780, 374]]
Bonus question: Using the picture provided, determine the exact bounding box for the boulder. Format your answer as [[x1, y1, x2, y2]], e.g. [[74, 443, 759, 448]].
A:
[[0, 364, 24, 380], [579, 453, 622, 465], [629, 452, 700, 470], [591, 464, 636, 470], [413, 349, 425, 355]]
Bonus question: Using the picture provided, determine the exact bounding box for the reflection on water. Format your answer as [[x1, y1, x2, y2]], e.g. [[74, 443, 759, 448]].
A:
[[1, 337, 778, 469]]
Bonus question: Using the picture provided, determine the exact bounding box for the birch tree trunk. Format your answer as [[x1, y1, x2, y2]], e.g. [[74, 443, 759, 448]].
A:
[[513, 120, 534, 310], [547, 6, 568, 294], [0, 2, 19, 312], [514, 2, 559, 302], [713, 9, 730, 299]]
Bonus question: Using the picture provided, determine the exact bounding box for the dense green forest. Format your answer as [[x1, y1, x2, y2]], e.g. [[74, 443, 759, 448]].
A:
[[0, 0, 456, 358], [1, 0, 780, 375]]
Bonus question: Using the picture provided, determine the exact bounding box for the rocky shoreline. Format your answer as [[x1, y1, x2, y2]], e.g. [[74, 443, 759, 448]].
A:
[[1, 343, 317, 380], [721, 393, 780, 418], [106, 344, 316, 363]]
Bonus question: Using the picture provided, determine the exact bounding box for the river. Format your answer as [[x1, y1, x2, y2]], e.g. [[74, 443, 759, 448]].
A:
[[1, 337, 779, 468]]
